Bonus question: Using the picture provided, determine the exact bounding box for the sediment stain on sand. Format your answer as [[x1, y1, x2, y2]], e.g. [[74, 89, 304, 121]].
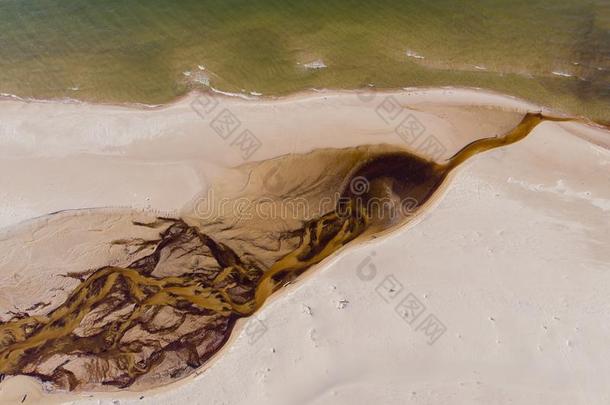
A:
[[0, 113, 567, 391]]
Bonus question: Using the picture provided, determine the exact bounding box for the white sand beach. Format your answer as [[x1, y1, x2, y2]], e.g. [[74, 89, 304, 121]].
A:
[[0, 89, 609, 404]]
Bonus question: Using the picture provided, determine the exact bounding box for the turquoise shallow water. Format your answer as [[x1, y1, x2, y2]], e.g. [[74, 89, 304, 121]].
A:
[[0, 0, 608, 120]]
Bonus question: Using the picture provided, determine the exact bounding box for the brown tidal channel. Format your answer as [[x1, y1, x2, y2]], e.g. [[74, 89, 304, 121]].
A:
[[0, 113, 565, 391]]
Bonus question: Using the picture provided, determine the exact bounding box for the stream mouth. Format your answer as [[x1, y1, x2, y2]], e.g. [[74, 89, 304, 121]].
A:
[[0, 113, 564, 391]]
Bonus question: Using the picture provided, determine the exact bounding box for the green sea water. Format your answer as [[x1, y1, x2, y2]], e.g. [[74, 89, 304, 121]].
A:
[[0, 0, 608, 120]]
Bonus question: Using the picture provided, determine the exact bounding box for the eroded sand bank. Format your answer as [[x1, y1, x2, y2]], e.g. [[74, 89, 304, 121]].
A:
[[0, 89, 608, 404]]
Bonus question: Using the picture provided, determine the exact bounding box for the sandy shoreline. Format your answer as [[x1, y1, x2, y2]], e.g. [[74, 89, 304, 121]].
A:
[[0, 88, 609, 404], [2, 84, 609, 126], [0, 86, 562, 114]]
